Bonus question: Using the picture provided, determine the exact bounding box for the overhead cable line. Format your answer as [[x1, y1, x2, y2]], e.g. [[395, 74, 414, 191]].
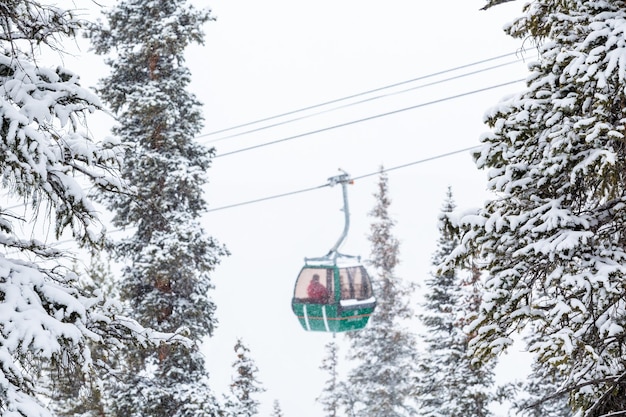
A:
[[205, 184, 330, 213], [206, 145, 482, 213], [198, 49, 533, 140], [2, 56, 531, 216], [3, 144, 483, 254], [351, 145, 482, 181], [215, 78, 526, 159], [204, 59, 524, 145], [3, 78, 525, 215]]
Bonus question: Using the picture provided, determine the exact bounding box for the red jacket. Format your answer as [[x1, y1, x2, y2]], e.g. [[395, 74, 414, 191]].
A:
[[307, 280, 329, 303]]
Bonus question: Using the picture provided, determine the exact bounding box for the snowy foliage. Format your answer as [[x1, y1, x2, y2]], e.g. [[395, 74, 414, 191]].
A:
[[509, 357, 573, 417], [223, 339, 265, 417], [479, 0, 516, 11], [0, 2, 181, 416], [445, 1, 626, 415], [88, 0, 226, 415], [90, 0, 225, 337], [341, 170, 419, 417], [270, 400, 284, 417], [47, 256, 116, 417], [0, 9, 122, 247], [418, 188, 495, 417], [317, 340, 343, 417]]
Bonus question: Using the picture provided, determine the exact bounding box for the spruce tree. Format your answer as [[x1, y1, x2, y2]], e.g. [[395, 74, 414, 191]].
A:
[[223, 338, 265, 417], [88, 1, 227, 416], [418, 188, 495, 417], [270, 400, 284, 417], [0, 2, 171, 416], [342, 169, 419, 417], [511, 358, 573, 417], [317, 340, 342, 417], [49, 255, 115, 417], [446, 1, 626, 415]]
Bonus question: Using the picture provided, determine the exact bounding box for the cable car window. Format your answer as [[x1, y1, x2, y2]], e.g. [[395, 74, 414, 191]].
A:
[[293, 267, 333, 304], [340, 266, 373, 301]]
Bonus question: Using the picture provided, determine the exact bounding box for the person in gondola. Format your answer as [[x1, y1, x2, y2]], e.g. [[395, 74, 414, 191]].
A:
[[307, 274, 329, 303]]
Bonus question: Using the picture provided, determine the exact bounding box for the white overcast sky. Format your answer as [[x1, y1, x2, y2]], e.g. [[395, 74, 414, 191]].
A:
[[65, 0, 534, 415]]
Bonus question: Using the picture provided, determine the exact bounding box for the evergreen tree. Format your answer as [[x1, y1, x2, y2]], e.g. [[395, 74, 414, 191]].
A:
[[49, 255, 111, 417], [510, 358, 573, 417], [445, 1, 626, 415], [317, 340, 342, 417], [270, 400, 284, 417], [88, 1, 227, 416], [223, 338, 265, 417], [0, 2, 172, 416], [418, 188, 495, 417], [342, 169, 419, 417]]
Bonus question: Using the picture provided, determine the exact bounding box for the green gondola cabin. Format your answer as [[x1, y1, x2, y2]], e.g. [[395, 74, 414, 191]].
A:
[[291, 171, 376, 333], [291, 259, 376, 332]]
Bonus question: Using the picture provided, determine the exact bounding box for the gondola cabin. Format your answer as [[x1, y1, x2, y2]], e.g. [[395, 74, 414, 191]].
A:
[[291, 260, 376, 332]]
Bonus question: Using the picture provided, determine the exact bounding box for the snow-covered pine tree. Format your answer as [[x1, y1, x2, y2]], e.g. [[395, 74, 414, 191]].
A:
[[0, 2, 176, 416], [270, 400, 284, 417], [49, 255, 114, 417], [317, 340, 342, 417], [342, 169, 419, 417], [88, 1, 227, 416], [510, 358, 573, 417], [445, 1, 626, 415], [223, 338, 265, 417], [417, 188, 495, 417]]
